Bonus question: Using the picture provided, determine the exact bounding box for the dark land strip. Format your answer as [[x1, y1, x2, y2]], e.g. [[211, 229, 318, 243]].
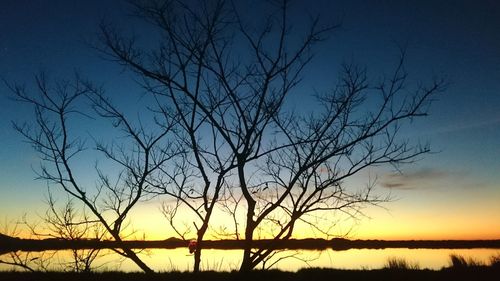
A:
[[2, 233, 500, 253]]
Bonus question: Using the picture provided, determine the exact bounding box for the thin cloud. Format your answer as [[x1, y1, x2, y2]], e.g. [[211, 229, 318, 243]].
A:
[[380, 168, 450, 190], [382, 182, 408, 189]]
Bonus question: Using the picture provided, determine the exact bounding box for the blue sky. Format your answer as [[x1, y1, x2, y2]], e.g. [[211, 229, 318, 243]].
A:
[[1, 0, 499, 239]]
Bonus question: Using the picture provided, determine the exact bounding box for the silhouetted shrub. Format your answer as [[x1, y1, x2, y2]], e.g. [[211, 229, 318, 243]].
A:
[[384, 257, 420, 270], [449, 254, 484, 268], [489, 253, 500, 268]]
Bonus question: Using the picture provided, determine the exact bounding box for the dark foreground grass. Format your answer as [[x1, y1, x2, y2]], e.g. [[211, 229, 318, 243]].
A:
[[1, 267, 499, 281]]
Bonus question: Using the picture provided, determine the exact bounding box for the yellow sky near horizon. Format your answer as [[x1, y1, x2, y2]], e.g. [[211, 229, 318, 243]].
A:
[[3, 193, 500, 241], [82, 194, 500, 241], [2, 178, 499, 241]]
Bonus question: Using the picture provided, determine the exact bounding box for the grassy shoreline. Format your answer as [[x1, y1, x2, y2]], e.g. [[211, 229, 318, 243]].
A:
[[1, 267, 499, 281], [2, 254, 499, 280]]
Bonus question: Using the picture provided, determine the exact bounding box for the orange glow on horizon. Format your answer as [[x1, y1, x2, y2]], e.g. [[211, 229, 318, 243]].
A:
[[3, 192, 500, 241]]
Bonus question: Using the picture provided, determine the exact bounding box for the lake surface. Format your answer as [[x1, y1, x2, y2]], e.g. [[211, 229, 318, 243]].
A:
[[1, 248, 499, 272]]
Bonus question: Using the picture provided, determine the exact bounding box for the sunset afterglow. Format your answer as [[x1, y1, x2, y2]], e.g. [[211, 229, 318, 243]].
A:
[[1, 0, 499, 276]]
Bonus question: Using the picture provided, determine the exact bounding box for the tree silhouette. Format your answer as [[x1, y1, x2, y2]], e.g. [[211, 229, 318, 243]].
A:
[[8, 0, 446, 272], [7, 73, 179, 273], [29, 194, 104, 272], [96, 0, 445, 271]]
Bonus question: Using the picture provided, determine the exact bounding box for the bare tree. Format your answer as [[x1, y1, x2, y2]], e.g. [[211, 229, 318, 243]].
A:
[[22, 193, 105, 272], [95, 0, 445, 271], [0, 195, 104, 272], [7, 73, 178, 273], [96, 0, 253, 272], [235, 57, 445, 270], [8, 0, 445, 272], [96, 0, 336, 271]]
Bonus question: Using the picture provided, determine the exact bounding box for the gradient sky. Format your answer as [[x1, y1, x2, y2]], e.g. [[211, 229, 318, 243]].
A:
[[1, 0, 499, 240]]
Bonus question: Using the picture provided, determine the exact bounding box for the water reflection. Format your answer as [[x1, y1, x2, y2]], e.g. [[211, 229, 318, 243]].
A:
[[1, 248, 499, 272]]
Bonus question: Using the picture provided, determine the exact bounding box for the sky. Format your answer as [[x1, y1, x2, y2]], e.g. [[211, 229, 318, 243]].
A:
[[0, 0, 499, 240]]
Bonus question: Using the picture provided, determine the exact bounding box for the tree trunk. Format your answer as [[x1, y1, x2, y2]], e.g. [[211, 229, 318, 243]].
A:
[[193, 222, 209, 272], [193, 247, 202, 272], [239, 204, 256, 271]]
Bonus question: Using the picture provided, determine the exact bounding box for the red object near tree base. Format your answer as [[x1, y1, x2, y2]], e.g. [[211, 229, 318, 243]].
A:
[[188, 240, 197, 254]]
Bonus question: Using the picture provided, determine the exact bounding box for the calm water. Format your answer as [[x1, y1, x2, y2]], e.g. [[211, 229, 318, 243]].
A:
[[1, 248, 499, 272]]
